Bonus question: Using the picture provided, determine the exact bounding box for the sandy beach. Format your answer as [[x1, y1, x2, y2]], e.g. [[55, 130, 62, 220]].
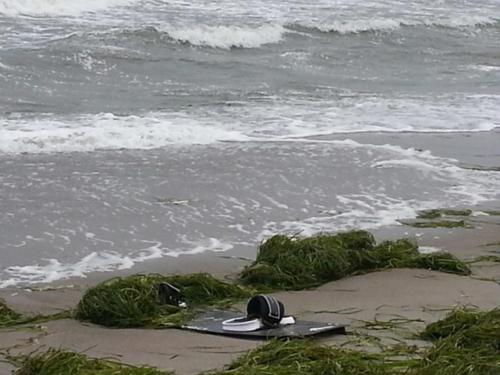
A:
[[1, 212, 499, 374]]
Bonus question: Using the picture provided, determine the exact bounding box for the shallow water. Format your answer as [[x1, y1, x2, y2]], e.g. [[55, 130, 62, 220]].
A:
[[1, 0, 499, 286]]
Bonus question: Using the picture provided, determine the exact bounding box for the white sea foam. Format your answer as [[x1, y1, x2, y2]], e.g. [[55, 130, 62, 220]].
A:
[[0, 238, 233, 287], [0, 0, 137, 16], [308, 18, 404, 34], [470, 64, 500, 72], [0, 113, 249, 154], [422, 15, 498, 28], [164, 237, 233, 257], [0, 244, 163, 288], [259, 193, 421, 238], [259, 139, 500, 238], [161, 24, 286, 49], [418, 246, 443, 254], [1, 94, 499, 154], [302, 15, 498, 34]]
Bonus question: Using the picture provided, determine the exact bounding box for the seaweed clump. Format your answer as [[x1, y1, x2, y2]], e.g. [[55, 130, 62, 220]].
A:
[[209, 339, 404, 375], [210, 309, 500, 375], [421, 308, 500, 349], [405, 220, 470, 229], [14, 349, 173, 375], [0, 300, 72, 328], [239, 230, 470, 290], [75, 273, 251, 328], [0, 299, 26, 328], [411, 308, 500, 375], [417, 209, 472, 219]]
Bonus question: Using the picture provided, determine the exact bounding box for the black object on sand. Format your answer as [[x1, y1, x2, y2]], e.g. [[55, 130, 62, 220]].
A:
[[182, 310, 346, 339], [181, 294, 346, 339]]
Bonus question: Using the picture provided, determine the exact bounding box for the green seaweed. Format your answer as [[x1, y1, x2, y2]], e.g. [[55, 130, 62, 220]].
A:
[[410, 339, 500, 375], [404, 220, 470, 228], [468, 255, 500, 263], [11, 307, 500, 375], [479, 242, 500, 248], [0, 300, 71, 328], [239, 231, 470, 290], [208, 339, 409, 375], [416, 209, 472, 219], [411, 308, 500, 375], [209, 309, 500, 375], [421, 308, 500, 349], [0, 299, 25, 328], [14, 349, 173, 375], [75, 273, 252, 328]]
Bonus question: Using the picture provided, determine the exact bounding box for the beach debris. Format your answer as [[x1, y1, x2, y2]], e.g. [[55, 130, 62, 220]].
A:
[[209, 308, 500, 375], [414, 308, 500, 375], [75, 273, 251, 328], [0, 299, 25, 328], [0, 300, 71, 328], [12, 309, 499, 375], [397, 208, 477, 229], [13, 349, 173, 375], [207, 339, 411, 375], [239, 230, 471, 290], [155, 197, 191, 206], [402, 220, 471, 229], [416, 209, 472, 219]]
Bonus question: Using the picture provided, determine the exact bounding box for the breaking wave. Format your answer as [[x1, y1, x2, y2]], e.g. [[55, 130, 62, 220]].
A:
[[294, 15, 499, 34], [160, 24, 287, 49], [0, 0, 137, 16]]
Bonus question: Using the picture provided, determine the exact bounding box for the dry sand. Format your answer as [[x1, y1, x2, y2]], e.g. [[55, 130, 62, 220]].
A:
[[1, 219, 499, 375]]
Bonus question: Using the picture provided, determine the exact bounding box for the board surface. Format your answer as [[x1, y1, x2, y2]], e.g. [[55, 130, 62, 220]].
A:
[[182, 310, 347, 339]]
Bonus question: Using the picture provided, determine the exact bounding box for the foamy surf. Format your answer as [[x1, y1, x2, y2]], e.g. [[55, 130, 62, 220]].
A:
[[2, 94, 499, 155], [0, 0, 137, 16], [1, 0, 500, 290], [0, 238, 232, 287], [296, 15, 498, 34], [161, 24, 287, 49], [0, 113, 250, 154], [259, 139, 500, 238]]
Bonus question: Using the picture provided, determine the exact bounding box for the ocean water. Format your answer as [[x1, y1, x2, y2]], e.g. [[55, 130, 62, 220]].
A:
[[1, 0, 499, 287]]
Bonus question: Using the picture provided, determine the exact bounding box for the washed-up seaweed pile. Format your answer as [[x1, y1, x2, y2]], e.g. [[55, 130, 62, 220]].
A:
[[1, 231, 471, 330], [208, 339, 408, 375], [71, 230, 470, 327], [0, 300, 26, 328], [72, 231, 470, 328], [210, 308, 500, 375], [401, 208, 473, 228], [240, 230, 470, 290], [414, 308, 500, 375], [16, 308, 497, 375], [75, 273, 252, 328], [13, 349, 174, 375], [0, 300, 69, 328]]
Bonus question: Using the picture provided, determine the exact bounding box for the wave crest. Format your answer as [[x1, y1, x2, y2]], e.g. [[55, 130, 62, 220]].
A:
[[160, 24, 286, 49], [296, 15, 499, 34]]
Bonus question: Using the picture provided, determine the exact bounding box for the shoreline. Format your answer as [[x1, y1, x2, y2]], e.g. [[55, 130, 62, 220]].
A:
[[1, 130, 499, 288], [1, 129, 499, 374], [1, 218, 499, 374]]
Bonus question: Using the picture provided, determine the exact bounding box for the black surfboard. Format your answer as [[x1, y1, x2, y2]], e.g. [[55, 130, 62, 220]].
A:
[[182, 310, 347, 339]]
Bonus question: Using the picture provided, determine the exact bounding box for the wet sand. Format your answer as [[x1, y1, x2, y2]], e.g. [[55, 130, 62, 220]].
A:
[[1, 130, 499, 373], [1, 217, 499, 375]]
